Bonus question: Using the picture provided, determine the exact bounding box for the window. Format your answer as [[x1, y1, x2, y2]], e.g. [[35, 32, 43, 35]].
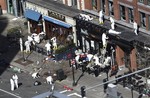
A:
[[72, 0, 77, 6], [109, 1, 114, 16], [148, 0, 150, 5], [92, 0, 97, 10], [140, 12, 146, 28], [138, 0, 144, 3], [128, 8, 134, 23], [100, 0, 105, 13], [120, 5, 126, 20]]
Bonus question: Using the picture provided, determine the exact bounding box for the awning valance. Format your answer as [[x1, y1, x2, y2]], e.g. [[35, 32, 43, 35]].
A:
[[43, 16, 72, 28], [24, 9, 41, 21]]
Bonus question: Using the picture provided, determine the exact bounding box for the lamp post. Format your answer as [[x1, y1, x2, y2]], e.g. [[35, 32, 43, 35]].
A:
[[19, 34, 26, 62], [131, 84, 134, 98], [72, 64, 76, 86], [70, 59, 77, 86]]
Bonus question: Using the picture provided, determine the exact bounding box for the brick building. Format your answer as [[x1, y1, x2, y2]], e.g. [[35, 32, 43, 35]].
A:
[[63, 0, 150, 71], [22, 0, 150, 72], [0, 0, 7, 14]]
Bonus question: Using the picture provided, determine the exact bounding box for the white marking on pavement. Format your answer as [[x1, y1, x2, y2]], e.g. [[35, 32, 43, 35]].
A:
[[67, 93, 82, 97], [67, 93, 75, 96], [59, 90, 68, 93], [0, 88, 22, 98]]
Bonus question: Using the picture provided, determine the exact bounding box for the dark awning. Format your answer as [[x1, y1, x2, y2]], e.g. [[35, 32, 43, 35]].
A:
[[111, 39, 133, 52], [133, 33, 150, 46], [43, 16, 72, 28], [24, 9, 41, 21]]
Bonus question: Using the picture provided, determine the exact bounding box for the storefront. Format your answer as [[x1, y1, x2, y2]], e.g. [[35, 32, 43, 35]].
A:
[[25, 0, 82, 46], [75, 15, 135, 68], [43, 15, 73, 44], [24, 9, 42, 34]]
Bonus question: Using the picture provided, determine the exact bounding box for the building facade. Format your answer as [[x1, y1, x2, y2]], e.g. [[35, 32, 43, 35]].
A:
[[22, 0, 150, 72], [6, 0, 25, 17], [0, 0, 7, 14], [24, 0, 81, 46], [63, 0, 150, 71]]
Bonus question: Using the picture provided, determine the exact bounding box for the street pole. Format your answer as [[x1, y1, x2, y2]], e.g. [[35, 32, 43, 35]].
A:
[[131, 85, 134, 98], [22, 48, 26, 62], [20, 36, 26, 63], [72, 62, 76, 86]]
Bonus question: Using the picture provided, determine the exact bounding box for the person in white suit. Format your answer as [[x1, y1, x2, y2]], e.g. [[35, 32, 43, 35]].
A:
[[51, 37, 57, 49], [99, 10, 104, 24], [32, 72, 40, 79], [80, 14, 93, 21], [110, 17, 115, 30], [10, 78, 15, 91], [45, 41, 51, 55], [46, 76, 53, 85], [102, 32, 108, 48], [25, 40, 31, 53], [133, 21, 138, 35], [12, 74, 18, 89], [19, 38, 23, 52]]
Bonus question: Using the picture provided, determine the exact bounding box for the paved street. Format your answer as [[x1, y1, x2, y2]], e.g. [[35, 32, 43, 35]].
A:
[[0, 89, 20, 98]]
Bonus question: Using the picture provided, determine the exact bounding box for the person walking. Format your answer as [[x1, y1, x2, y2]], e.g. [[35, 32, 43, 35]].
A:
[[12, 74, 18, 89], [10, 78, 15, 91]]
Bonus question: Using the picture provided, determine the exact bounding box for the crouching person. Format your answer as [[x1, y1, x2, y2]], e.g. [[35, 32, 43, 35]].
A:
[[46, 75, 53, 85]]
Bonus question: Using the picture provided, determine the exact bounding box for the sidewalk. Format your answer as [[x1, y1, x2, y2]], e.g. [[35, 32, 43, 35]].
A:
[[10, 50, 147, 98]]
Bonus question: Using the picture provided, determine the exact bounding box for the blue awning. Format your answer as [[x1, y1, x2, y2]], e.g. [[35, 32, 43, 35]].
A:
[[43, 16, 72, 28], [24, 9, 41, 21]]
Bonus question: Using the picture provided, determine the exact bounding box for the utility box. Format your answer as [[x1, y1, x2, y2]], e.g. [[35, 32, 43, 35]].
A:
[[106, 83, 122, 98], [107, 83, 117, 98]]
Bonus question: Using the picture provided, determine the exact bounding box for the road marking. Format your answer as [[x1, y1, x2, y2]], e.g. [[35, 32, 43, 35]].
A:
[[0, 88, 22, 98], [67, 93, 82, 97], [59, 90, 68, 93]]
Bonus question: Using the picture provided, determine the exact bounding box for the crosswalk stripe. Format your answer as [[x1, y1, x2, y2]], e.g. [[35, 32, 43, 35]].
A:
[[59, 90, 68, 93], [0, 88, 22, 98], [67, 93, 82, 97]]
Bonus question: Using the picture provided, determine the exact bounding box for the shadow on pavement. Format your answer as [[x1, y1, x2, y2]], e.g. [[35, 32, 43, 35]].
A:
[[0, 15, 20, 75]]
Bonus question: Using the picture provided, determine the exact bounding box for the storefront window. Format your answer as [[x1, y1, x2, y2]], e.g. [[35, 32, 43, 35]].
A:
[[120, 5, 126, 20], [128, 8, 134, 23], [72, 0, 77, 6], [92, 0, 97, 10], [140, 12, 146, 28], [108, 1, 114, 16]]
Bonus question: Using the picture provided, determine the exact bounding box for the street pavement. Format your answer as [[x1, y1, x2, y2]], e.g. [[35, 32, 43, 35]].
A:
[[0, 14, 149, 98]]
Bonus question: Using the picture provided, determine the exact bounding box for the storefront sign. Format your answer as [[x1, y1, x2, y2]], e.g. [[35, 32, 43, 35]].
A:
[[48, 11, 65, 21]]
